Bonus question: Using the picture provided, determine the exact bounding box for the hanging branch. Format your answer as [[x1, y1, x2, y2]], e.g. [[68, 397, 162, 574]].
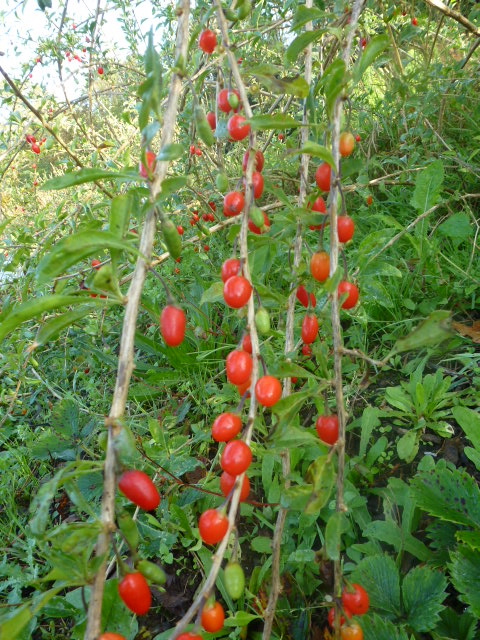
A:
[[329, 1, 366, 638], [83, 3, 191, 638], [261, 1, 314, 638], [423, 0, 480, 37]]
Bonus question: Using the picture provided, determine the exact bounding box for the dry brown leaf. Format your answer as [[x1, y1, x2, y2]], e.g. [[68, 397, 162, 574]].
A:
[[452, 321, 480, 344]]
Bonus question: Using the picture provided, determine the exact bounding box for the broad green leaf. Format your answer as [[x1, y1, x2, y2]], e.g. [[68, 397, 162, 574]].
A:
[[437, 212, 473, 245], [273, 426, 320, 450], [199, 281, 224, 306], [353, 34, 390, 83], [33, 308, 93, 348], [304, 456, 335, 514], [411, 464, 480, 528], [449, 546, 480, 616], [363, 519, 430, 561], [40, 168, 136, 190], [359, 613, 409, 640], [433, 607, 478, 640], [0, 295, 93, 342], [404, 565, 446, 632], [251, 536, 272, 554], [351, 554, 402, 618], [325, 511, 347, 561], [29, 467, 69, 536], [0, 587, 64, 639], [397, 430, 420, 463], [247, 114, 302, 130], [297, 142, 335, 166], [321, 59, 347, 120], [292, 5, 326, 30], [410, 159, 444, 212], [287, 548, 316, 563], [156, 175, 188, 197], [109, 193, 133, 239], [286, 29, 326, 63], [452, 407, 480, 451], [391, 310, 453, 355], [157, 143, 184, 161], [463, 446, 480, 472], [456, 530, 480, 550], [36, 231, 139, 284], [224, 611, 260, 627]]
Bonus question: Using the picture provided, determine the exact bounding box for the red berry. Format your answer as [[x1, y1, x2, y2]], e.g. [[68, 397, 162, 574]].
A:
[[316, 415, 339, 445], [337, 215, 355, 243], [255, 376, 282, 407], [207, 111, 216, 130], [221, 258, 241, 283], [342, 583, 370, 615], [176, 634, 203, 640], [310, 251, 330, 282], [218, 88, 240, 113], [160, 305, 186, 347], [412, 17, 418, 26], [301, 343, 312, 356], [242, 149, 265, 173], [212, 412, 242, 442], [310, 196, 327, 213], [199, 509, 229, 544], [91, 259, 102, 270], [195, 148, 202, 156], [177, 225, 184, 235], [223, 275, 252, 309], [139, 150, 156, 178], [118, 470, 160, 511], [201, 600, 225, 633], [99, 634, 127, 640], [296, 285, 316, 308], [190, 144, 196, 155], [338, 281, 359, 309], [327, 606, 352, 628], [301, 314, 319, 344], [26, 134, 36, 144], [244, 171, 264, 199], [31, 143, 41, 154], [220, 471, 250, 501], [118, 573, 151, 615], [315, 163, 331, 192], [366, 195, 373, 206], [223, 191, 245, 217], [227, 114, 250, 141], [278, 133, 285, 141], [226, 349, 253, 385], [355, 134, 361, 142], [242, 333, 252, 353], [339, 132, 355, 158], [97, 66, 104, 75], [198, 29, 217, 54], [221, 440, 252, 475]]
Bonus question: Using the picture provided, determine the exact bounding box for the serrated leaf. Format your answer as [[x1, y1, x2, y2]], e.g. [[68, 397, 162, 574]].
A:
[[36, 231, 139, 284], [353, 34, 390, 83], [456, 530, 480, 550], [410, 160, 444, 212], [325, 511, 347, 561], [0, 295, 92, 342], [359, 613, 409, 640], [297, 142, 335, 166], [40, 168, 135, 190], [157, 143, 184, 161], [449, 546, 480, 616], [350, 554, 402, 618], [434, 607, 478, 640], [286, 29, 326, 63], [403, 566, 447, 631], [363, 520, 430, 561], [411, 465, 480, 528], [247, 114, 302, 130]]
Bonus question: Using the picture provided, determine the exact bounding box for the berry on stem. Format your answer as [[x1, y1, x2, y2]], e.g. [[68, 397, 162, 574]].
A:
[[198, 29, 217, 54], [198, 509, 229, 544], [212, 412, 242, 442], [255, 376, 282, 407], [118, 573, 151, 615]]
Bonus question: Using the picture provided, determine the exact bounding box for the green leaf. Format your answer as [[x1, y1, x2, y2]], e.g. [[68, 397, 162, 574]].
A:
[[0, 587, 64, 639], [359, 406, 381, 458], [350, 554, 402, 618], [34, 308, 93, 347], [391, 310, 453, 355], [40, 168, 136, 190], [224, 611, 260, 627], [403, 566, 447, 631], [321, 59, 347, 120], [157, 143, 184, 161], [0, 295, 90, 343], [411, 464, 480, 528], [456, 530, 480, 550], [157, 175, 188, 197], [36, 231, 139, 284], [292, 5, 326, 30], [433, 607, 478, 640], [273, 426, 320, 450], [452, 407, 480, 451], [247, 114, 302, 130], [109, 192, 133, 239], [437, 213, 473, 245], [286, 29, 326, 63], [359, 613, 409, 640], [297, 142, 335, 166], [304, 455, 335, 514], [397, 430, 420, 463], [363, 520, 430, 561], [251, 536, 272, 554], [325, 511, 347, 561], [410, 159, 444, 212], [449, 545, 480, 616], [353, 34, 390, 83], [463, 446, 480, 472], [199, 281, 224, 306]]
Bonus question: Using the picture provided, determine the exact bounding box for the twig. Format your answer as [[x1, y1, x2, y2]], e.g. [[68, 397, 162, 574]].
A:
[[423, 0, 480, 37], [84, 3, 191, 638]]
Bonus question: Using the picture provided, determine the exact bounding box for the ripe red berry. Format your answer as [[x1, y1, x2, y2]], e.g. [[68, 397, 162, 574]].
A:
[[255, 375, 282, 407], [118, 470, 160, 511], [339, 132, 355, 158], [26, 134, 36, 144], [99, 634, 127, 640], [218, 88, 240, 113], [177, 225, 184, 235], [278, 133, 285, 141], [189, 144, 196, 155], [201, 600, 225, 633], [223, 191, 245, 217], [206, 111, 216, 130], [310, 196, 327, 213], [301, 314, 319, 344], [223, 275, 252, 308], [227, 114, 250, 141], [195, 148, 202, 156], [315, 163, 332, 192], [355, 134, 361, 142], [220, 471, 250, 501], [366, 195, 373, 206], [310, 251, 330, 282], [139, 150, 156, 178], [242, 333, 252, 353], [198, 29, 217, 54], [97, 66, 104, 75], [338, 281, 359, 309], [342, 583, 370, 615], [296, 285, 316, 308], [31, 143, 41, 154], [160, 305, 186, 347], [221, 440, 252, 475], [118, 572, 151, 615], [212, 412, 242, 442], [245, 171, 264, 199], [412, 17, 418, 26], [176, 634, 203, 640], [198, 509, 229, 544], [242, 149, 265, 173], [301, 343, 312, 356], [221, 258, 241, 283], [316, 415, 339, 445], [337, 215, 355, 243], [226, 349, 253, 385], [327, 606, 352, 628], [91, 259, 102, 270]]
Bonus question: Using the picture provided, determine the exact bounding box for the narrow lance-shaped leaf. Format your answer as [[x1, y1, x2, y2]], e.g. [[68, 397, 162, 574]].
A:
[[247, 114, 302, 130], [353, 34, 390, 83], [390, 310, 453, 355], [33, 308, 93, 348], [296, 142, 335, 167], [40, 168, 137, 191], [286, 29, 327, 64]]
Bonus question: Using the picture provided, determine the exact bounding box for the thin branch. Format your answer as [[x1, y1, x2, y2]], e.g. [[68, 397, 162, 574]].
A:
[[423, 0, 480, 37], [84, 2, 191, 638]]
